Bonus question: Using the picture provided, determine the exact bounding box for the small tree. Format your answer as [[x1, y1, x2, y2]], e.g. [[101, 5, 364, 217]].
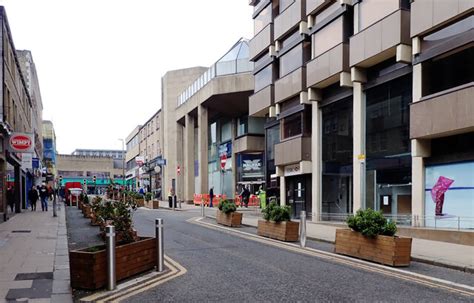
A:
[[218, 199, 237, 214], [262, 202, 291, 222], [346, 209, 397, 238]]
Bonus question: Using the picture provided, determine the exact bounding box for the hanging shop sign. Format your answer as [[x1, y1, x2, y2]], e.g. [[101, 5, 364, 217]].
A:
[[9, 132, 34, 153], [21, 153, 33, 170]]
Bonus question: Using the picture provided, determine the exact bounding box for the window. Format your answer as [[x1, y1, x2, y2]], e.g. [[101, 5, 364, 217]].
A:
[[254, 3, 272, 35], [312, 17, 343, 58], [422, 47, 473, 97], [255, 64, 274, 92], [314, 2, 340, 25], [282, 113, 302, 139], [237, 116, 248, 137], [279, 0, 294, 14], [358, 0, 399, 31], [280, 30, 300, 50], [279, 46, 302, 77], [220, 121, 232, 142]]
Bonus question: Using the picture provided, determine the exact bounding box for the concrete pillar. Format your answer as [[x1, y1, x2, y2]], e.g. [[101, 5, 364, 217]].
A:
[[280, 176, 286, 205], [411, 139, 431, 227], [311, 102, 322, 221], [413, 63, 422, 103], [353, 81, 366, 212], [198, 105, 209, 194], [176, 124, 184, 201], [184, 114, 195, 203], [231, 118, 237, 200]]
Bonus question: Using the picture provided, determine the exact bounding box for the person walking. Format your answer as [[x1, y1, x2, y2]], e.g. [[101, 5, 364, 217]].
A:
[[209, 187, 214, 208], [168, 188, 174, 208], [257, 185, 266, 209], [240, 186, 250, 208], [6, 186, 14, 213], [28, 186, 39, 211], [39, 184, 49, 211]]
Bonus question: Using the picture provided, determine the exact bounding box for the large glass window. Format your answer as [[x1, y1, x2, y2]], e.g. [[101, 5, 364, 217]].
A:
[[255, 64, 273, 92], [422, 47, 473, 97], [237, 116, 248, 137], [254, 3, 272, 35], [220, 120, 232, 142], [312, 17, 343, 58], [365, 75, 412, 214], [282, 113, 302, 139], [322, 97, 353, 216], [358, 0, 399, 31], [248, 117, 265, 134]]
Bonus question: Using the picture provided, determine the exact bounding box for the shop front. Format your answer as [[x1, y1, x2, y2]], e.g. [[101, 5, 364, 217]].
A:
[[237, 153, 264, 197], [283, 162, 312, 219]]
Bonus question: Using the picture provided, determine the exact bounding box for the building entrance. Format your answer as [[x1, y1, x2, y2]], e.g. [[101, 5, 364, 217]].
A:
[[285, 175, 311, 219]]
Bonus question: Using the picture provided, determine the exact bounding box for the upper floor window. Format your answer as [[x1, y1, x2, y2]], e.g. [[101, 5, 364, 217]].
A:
[[279, 41, 310, 78], [279, 0, 295, 14], [358, 0, 399, 32], [254, 3, 272, 35], [255, 64, 274, 92]]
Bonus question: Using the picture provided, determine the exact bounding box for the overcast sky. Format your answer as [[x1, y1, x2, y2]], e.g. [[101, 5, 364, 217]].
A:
[[0, 0, 253, 154]]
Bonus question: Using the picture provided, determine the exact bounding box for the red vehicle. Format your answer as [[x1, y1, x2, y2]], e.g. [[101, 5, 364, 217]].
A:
[[64, 182, 82, 205]]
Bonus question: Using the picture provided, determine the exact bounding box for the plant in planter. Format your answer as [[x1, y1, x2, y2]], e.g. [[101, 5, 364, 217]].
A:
[[257, 202, 299, 241], [335, 209, 412, 267], [216, 199, 242, 227]]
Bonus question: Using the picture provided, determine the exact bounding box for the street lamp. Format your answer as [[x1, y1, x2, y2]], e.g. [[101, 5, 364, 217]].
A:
[[118, 139, 125, 190]]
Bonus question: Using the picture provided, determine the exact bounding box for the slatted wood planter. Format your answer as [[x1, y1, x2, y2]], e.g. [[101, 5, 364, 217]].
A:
[[216, 210, 242, 227], [82, 205, 92, 218], [136, 199, 145, 207], [335, 229, 412, 267], [152, 200, 160, 209], [69, 237, 157, 290], [257, 220, 299, 242]]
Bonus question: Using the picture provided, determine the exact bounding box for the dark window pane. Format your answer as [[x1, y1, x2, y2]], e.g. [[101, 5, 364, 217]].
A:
[[279, 0, 295, 14], [280, 30, 300, 49], [279, 45, 302, 77], [283, 113, 302, 139], [254, 3, 272, 34], [255, 64, 273, 92]]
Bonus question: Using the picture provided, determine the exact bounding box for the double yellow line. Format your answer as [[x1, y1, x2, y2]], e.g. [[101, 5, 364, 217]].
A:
[[190, 217, 474, 298], [79, 255, 187, 302]]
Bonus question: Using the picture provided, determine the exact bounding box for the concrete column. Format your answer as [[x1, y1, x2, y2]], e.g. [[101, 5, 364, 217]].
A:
[[411, 139, 431, 227], [311, 103, 322, 221], [231, 118, 237, 199], [413, 63, 422, 103], [176, 124, 184, 201], [353, 81, 366, 212], [184, 114, 195, 203], [279, 176, 286, 205], [198, 105, 209, 194]]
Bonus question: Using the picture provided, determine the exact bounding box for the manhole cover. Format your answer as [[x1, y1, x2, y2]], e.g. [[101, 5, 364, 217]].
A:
[[11, 230, 31, 233]]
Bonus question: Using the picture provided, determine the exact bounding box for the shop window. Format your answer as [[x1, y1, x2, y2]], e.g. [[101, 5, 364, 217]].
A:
[[220, 120, 232, 142], [422, 47, 473, 97], [237, 116, 248, 137]]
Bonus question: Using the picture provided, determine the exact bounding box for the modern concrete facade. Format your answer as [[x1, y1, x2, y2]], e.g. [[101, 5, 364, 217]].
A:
[[173, 39, 259, 204], [248, 0, 473, 227]]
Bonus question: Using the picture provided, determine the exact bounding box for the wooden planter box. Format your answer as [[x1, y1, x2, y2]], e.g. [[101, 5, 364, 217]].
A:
[[136, 199, 145, 207], [83, 205, 92, 218], [152, 200, 160, 209], [335, 229, 412, 267], [257, 220, 299, 242], [69, 237, 157, 290], [216, 210, 242, 227]]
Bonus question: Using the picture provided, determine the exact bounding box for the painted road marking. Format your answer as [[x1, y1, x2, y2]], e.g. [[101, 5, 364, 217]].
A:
[[190, 217, 474, 298], [79, 255, 187, 302]]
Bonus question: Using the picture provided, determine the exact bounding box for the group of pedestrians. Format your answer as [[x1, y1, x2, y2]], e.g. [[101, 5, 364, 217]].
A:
[[27, 184, 53, 211]]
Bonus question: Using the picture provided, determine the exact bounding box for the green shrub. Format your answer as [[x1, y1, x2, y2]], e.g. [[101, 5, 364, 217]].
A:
[[262, 202, 291, 222], [346, 209, 397, 238], [145, 192, 153, 201], [218, 199, 237, 214]]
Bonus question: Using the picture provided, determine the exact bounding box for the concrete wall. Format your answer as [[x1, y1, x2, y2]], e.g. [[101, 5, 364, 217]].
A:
[[56, 155, 122, 178]]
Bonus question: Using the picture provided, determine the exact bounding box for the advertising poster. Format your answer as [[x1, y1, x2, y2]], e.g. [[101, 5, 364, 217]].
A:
[[425, 161, 474, 229]]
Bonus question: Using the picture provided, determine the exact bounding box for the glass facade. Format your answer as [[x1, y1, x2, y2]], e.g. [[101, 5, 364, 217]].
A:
[[365, 75, 412, 214], [237, 117, 265, 137], [321, 97, 353, 216], [265, 123, 280, 197]]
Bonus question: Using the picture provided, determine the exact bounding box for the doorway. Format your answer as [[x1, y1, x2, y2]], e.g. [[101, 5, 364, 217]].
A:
[[286, 175, 312, 219]]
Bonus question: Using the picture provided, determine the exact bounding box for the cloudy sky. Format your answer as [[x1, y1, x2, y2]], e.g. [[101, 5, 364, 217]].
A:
[[0, 0, 253, 154]]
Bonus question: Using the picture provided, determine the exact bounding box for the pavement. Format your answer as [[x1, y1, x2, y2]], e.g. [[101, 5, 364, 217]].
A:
[[0, 200, 73, 303], [156, 201, 474, 273]]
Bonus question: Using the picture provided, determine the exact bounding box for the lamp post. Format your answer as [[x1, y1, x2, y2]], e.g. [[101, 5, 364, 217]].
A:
[[119, 139, 125, 190]]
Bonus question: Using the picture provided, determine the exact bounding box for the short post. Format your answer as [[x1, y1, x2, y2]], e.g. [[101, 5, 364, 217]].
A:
[[179, 198, 181, 209], [53, 192, 57, 217], [173, 195, 176, 210], [201, 199, 205, 218], [155, 218, 164, 272], [299, 210, 306, 248], [106, 225, 116, 291]]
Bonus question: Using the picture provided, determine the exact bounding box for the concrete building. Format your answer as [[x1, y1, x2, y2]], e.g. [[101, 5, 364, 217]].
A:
[[125, 125, 141, 190], [72, 149, 124, 160], [56, 154, 124, 193], [161, 66, 208, 201], [248, 0, 473, 227], [173, 39, 257, 203], [0, 7, 36, 218]]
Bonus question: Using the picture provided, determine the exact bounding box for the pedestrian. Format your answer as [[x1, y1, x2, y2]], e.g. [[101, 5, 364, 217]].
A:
[[39, 183, 49, 211], [209, 187, 214, 208], [240, 185, 250, 208], [168, 187, 174, 208], [6, 186, 14, 213], [257, 185, 266, 209], [28, 186, 39, 211]]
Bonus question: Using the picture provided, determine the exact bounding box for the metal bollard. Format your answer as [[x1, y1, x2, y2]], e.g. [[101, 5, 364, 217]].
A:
[[201, 200, 205, 217], [179, 199, 182, 209], [299, 210, 306, 248], [53, 193, 57, 217], [155, 218, 164, 272], [106, 225, 116, 290]]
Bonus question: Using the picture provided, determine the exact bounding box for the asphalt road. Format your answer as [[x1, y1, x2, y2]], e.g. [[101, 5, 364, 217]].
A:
[[127, 208, 473, 302]]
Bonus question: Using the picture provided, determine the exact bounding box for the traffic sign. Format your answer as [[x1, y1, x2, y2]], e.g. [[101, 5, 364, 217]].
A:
[[157, 158, 167, 166], [220, 154, 227, 170]]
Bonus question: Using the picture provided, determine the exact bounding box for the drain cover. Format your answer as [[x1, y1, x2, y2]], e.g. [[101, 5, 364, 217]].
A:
[[11, 230, 31, 233]]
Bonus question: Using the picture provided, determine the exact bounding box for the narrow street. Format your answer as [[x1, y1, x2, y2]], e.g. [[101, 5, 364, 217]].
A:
[[128, 208, 473, 302]]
